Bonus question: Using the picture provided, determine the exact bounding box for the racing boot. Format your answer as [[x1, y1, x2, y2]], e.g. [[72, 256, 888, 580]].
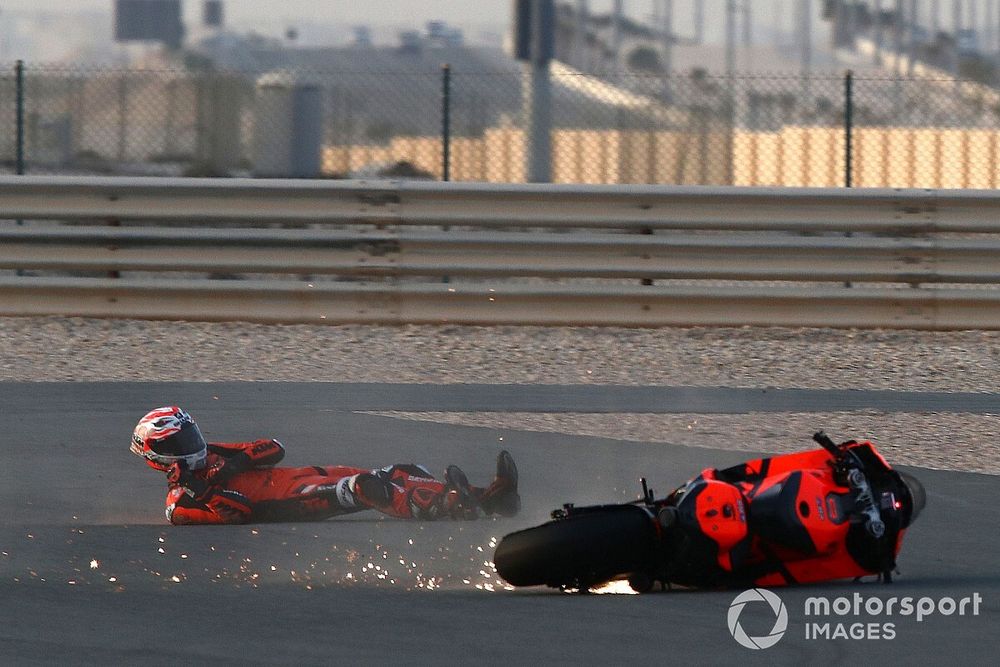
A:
[[477, 450, 520, 517], [443, 464, 483, 520]]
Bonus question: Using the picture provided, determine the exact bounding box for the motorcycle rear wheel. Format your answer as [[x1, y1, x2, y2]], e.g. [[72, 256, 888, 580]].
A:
[[494, 505, 659, 590]]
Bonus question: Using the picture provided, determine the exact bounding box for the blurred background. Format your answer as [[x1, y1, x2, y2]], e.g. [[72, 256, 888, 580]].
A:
[[4, 1, 1000, 187]]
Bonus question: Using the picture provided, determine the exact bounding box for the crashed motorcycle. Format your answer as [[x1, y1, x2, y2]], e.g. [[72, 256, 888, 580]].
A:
[[494, 433, 926, 592]]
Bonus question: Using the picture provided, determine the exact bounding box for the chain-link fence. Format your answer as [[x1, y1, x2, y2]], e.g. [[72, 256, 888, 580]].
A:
[[4, 61, 1000, 188]]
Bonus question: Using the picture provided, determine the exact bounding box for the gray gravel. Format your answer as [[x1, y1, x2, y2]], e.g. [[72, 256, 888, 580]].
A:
[[2, 316, 998, 473], [3, 317, 1000, 389]]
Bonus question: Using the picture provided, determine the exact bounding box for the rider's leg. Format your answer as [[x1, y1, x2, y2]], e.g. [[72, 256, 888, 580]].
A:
[[475, 450, 520, 517], [343, 463, 484, 520], [250, 466, 371, 522]]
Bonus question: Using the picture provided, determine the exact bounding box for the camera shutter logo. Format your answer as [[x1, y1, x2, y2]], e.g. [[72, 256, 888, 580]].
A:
[[727, 588, 789, 649]]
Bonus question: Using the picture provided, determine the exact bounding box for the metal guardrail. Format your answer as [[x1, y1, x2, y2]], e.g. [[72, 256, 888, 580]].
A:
[[4, 175, 1000, 231], [2, 226, 1000, 284], [3, 176, 1000, 329], [3, 277, 999, 329]]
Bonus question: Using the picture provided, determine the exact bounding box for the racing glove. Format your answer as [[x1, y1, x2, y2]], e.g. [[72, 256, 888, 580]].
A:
[[166, 462, 212, 502]]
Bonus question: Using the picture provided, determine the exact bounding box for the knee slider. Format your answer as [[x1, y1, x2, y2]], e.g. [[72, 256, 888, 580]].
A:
[[354, 471, 394, 508]]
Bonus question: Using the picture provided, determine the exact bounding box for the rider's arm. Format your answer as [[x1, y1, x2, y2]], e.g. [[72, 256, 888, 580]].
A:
[[205, 439, 285, 482], [165, 486, 253, 525]]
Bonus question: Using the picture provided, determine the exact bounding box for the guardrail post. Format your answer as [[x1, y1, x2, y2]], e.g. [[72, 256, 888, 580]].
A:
[[441, 63, 451, 182]]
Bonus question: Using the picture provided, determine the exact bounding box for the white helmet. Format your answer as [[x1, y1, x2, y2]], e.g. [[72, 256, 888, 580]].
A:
[[130, 406, 208, 471]]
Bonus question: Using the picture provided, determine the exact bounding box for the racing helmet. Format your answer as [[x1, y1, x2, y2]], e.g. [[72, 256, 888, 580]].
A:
[[130, 406, 207, 471]]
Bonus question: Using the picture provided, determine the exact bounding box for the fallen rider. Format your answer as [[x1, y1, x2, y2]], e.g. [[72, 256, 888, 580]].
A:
[[130, 406, 520, 525]]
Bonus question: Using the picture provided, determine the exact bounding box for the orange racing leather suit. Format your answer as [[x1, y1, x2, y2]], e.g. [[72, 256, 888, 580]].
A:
[[165, 440, 467, 525]]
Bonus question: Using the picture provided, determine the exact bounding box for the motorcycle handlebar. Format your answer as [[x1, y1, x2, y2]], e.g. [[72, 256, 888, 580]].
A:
[[813, 431, 841, 457]]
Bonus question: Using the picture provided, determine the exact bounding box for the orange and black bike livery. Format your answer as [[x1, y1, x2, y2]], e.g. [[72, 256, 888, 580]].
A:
[[494, 432, 925, 592]]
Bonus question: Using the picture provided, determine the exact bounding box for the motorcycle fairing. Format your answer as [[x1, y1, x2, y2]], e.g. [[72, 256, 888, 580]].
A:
[[675, 442, 908, 587]]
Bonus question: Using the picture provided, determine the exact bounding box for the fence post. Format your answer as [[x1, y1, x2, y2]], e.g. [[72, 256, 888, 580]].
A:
[[844, 69, 853, 188], [117, 73, 128, 163], [843, 69, 854, 289], [15, 60, 25, 176], [441, 63, 451, 182], [14, 60, 25, 239]]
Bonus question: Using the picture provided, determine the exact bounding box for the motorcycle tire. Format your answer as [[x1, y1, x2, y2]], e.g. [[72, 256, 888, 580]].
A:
[[494, 504, 659, 590]]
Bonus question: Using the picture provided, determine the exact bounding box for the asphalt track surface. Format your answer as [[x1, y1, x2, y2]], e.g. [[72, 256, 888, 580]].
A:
[[1, 383, 997, 665]]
